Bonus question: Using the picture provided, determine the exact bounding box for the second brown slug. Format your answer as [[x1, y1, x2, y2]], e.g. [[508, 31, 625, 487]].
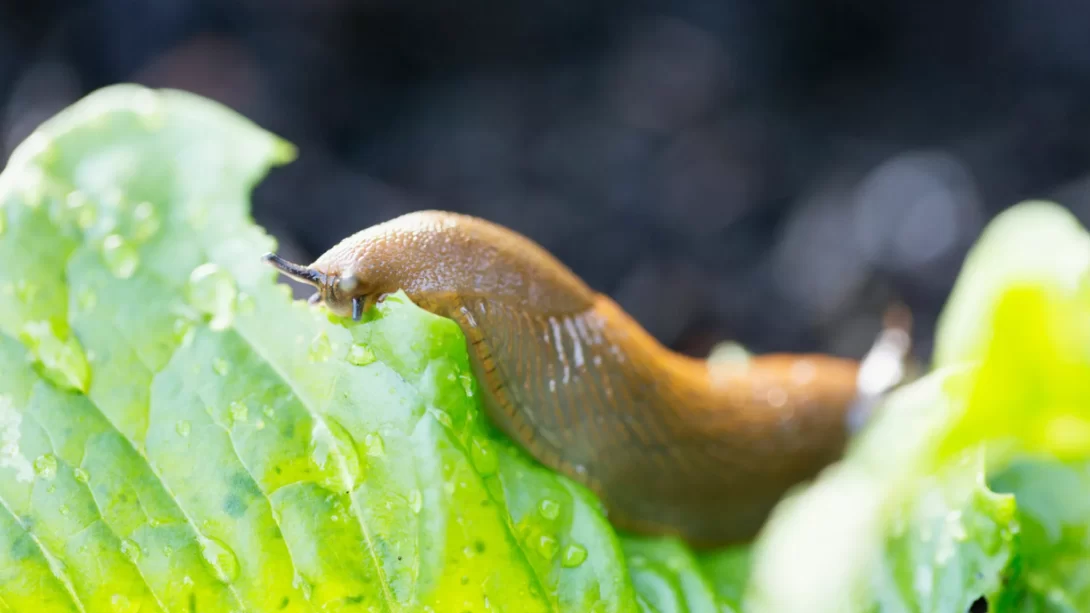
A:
[[263, 210, 893, 547]]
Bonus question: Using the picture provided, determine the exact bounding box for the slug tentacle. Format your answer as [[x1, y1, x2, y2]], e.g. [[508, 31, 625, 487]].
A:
[[263, 210, 906, 546], [262, 252, 327, 287]]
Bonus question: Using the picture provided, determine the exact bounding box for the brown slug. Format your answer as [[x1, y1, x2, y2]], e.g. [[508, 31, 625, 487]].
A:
[[263, 210, 887, 547]]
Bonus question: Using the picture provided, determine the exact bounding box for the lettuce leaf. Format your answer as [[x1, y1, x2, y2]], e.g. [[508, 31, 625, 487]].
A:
[[745, 202, 1090, 612], [0, 85, 645, 612], [5, 84, 1090, 613]]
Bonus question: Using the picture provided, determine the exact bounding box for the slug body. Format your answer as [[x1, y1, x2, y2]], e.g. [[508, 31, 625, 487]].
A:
[[265, 210, 861, 546]]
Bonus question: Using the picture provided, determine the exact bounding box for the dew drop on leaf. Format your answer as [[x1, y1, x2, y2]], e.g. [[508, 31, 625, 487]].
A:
[[172, 318, 194, 345], [431, 408, 453, 430], [212, 358, 229, 376], [409, 489, 423, 514], [102, 234, 139, 278], [187, 263, 238, 331], [20, 321, 90, 392], [130, 201, 160, 242], [292, 572, 315, 601], [347, 343, 376, 366], [535, 535, 558, 560], [228, 401, 248, 425], [175, 420, 191, 437], [110, 594, 139, 613], [561, 543, 587, 568], [58, 504, 69, 515], [33, 453, 57, 480], [364, 433, 385, 457], [73, 467, 90, 484], [199, 536, 240, 583], [308, 332, 332, 363], [310, 418, 362, 493], [120, 539, 142, 562], [538, 499, 561, 521], [67, 191, 97, 231], [470, 438, 498, 476]]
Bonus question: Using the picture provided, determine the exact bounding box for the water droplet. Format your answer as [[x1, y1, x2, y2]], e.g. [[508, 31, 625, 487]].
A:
[[120, 539, 142, 562], [65, 191, 97, 231], [212, 358, 229, 376], [292, 572, 315, 601], [102, 234, 139, 278], [130, 201, 160, 242], [409, 489, 423, 514], [470, 438, 498, 476], [58, 504, 69, 515], [308, 332, 332, 363], [228, 401, 248, 426], [538, 499, 561, 521], [33, 454, 57, 480], [535, 535, 558, 560], [347, 344, 376, 366], [77, 288, 97, 312], [110, 593, 139, 613], [176, 420, 191, 437], [20, 321, 90, 392], [431, 408, 453, 429], [187, 263, 238, 331], [199, 536, 239, 583], [459, 374, 475, 398], [172, 318, 194, 345], [364, 433, 385, 457], [309, 418, 361, 493], [561, 543, 587, 568], [73, 468, 90, 484], [162, 545, 174, 557]]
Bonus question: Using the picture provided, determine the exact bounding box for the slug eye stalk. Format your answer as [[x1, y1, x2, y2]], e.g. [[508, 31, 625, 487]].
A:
[[262, 253, 327, 287], [262, 252, 367, 321]]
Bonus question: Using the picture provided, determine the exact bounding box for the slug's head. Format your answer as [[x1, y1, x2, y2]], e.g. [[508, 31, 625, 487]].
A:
[[261, 252, 378, 321]]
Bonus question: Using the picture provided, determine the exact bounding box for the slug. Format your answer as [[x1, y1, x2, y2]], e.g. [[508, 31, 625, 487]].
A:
[[263, 210, 883, 547]]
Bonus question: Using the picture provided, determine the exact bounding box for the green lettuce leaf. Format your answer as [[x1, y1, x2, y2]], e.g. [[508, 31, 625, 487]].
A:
[[0, 85, 646, 612], [7, 84, 1090, 613], [936, 202, 1090, 611], [745, 201, 1090, 612]]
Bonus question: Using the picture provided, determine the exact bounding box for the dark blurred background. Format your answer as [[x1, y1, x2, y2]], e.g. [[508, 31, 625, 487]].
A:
[[3, 0, 1090, 361]]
